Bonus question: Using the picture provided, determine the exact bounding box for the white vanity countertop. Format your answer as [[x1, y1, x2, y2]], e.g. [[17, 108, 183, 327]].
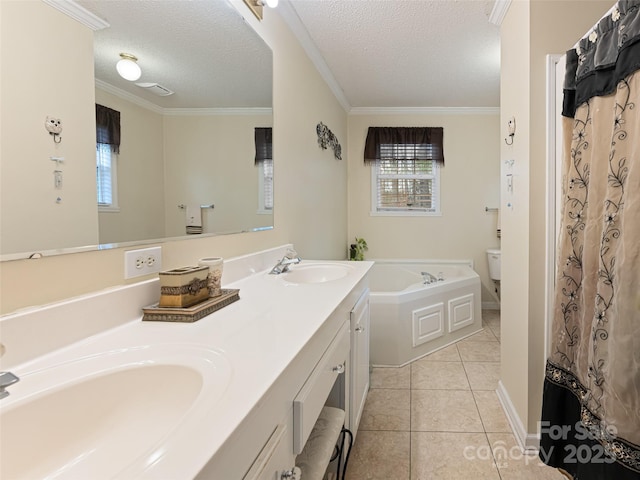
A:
[[2, 259, 373, 479]]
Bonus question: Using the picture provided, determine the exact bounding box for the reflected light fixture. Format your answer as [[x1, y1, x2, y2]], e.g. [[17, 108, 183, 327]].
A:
[[116, 53, 142, 81], [243, 0, 277, 21]]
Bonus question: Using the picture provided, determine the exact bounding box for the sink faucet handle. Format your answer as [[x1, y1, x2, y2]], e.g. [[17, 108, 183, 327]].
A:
[[0, 371, 19, 399], [284, 247, 299, 260]]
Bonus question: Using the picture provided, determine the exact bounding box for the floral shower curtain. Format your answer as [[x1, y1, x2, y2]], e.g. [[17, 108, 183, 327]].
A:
[[540, 2, 640, 479]]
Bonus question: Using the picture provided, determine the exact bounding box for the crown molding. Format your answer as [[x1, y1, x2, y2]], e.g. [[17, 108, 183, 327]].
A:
[[42, 0, 109, 30], [349, 106, 500, 116], [277, 0, 352, 112], [488, 0, 512, 26], [95, 80, 272, 117], [164, 107, 273, 116], [95, 80, 164, 114]]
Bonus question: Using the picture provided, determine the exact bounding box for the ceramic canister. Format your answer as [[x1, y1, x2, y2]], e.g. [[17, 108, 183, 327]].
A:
[[197, 257, 224, 297]]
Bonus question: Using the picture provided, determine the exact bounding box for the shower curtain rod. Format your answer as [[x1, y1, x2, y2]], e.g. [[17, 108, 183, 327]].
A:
[[572, 3, 617, 49]]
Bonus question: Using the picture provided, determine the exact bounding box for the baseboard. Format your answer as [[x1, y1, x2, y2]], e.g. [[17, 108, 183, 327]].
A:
[[496, 381, 540, 452], [482, 301, 500, 310]]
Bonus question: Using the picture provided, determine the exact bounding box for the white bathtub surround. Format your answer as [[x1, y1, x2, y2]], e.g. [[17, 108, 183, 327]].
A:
[[0, 245, 373, 479], [368, 260, 482, 366]]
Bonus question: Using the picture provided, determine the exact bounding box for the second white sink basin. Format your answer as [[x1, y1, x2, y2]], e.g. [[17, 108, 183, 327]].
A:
[[282, 263, 353, 284], [0, 345, 231, 479]]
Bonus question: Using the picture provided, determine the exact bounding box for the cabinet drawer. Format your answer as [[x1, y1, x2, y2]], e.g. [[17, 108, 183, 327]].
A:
[[293, 321, 349, 455]]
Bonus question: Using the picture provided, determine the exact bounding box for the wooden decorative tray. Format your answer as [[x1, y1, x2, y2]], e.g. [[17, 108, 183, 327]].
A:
[[142, 289, 240, 323]]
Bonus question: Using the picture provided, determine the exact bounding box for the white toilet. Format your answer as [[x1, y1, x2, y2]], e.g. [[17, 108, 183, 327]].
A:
[[486, 248, 501, 281], [487, 248, 501, 301]]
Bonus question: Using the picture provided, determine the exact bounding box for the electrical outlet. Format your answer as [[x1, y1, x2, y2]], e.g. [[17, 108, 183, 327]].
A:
[[125, 246, 162, 279]]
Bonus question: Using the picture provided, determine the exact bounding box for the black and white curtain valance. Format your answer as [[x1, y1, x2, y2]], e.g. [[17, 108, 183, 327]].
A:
[[363, 127, 444, 165], [254, 127, 272, 165], [563, 0, 640, 117], [95, 104, 121, 154]]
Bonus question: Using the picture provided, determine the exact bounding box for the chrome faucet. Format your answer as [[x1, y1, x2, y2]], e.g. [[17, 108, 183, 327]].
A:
[[0, 371, 19, 399], [269, 249, 302, 275], [421, 271, 438, 284]]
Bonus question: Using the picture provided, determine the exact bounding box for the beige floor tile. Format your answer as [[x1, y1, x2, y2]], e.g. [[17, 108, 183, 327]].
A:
[[457, 341, 501, 362], [482, 310, 501, 324], [359, 388, 410, 431], [489, 324, 501, 341], [464, 362, 501, 390], [411, 432, 501, 479], [411, 361, 470, 390], [411, 390, 484, 432], [370, 365, 411, 389], [345, 430, 410, 480], [486, 433, 567, 480], [460, 328, 499, 343], [473, 391, 512, 433], [414, 344, 461, 363]]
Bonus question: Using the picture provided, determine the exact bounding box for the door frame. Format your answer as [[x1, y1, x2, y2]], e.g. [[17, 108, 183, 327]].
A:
[[545, 53, 564, 361]]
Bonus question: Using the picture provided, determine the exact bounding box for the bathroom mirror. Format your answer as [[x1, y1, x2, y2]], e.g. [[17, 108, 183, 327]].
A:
[[0, 0, 273, 259]]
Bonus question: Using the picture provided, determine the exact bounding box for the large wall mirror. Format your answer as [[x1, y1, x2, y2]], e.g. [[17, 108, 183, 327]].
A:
[[0, 0, 273, 259]]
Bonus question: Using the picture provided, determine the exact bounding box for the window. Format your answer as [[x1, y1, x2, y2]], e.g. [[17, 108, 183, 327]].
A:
[[96, 138, 119, 211], [258, 158, 273, 213], [254, 127, 273, 214], [95, 104, 121, 212], [365, 127, 444, 216], [371, 154, 440, 215]]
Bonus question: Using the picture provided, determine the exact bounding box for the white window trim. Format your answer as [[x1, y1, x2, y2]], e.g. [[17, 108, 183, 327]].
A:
[[97, 146, 120, 213], [370, 162, 441, 217]]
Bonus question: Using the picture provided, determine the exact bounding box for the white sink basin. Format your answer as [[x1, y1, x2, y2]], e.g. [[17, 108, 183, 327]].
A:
[[282, 263, 353, 284], [0, 345, 231, 479]]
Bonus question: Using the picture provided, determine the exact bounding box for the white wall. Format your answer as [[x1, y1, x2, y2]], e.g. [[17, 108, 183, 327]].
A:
[[163, 113, 272, 236], [348, 112, 501, 305], [0, 1, 348, 314], [0, 1, 98, 255]]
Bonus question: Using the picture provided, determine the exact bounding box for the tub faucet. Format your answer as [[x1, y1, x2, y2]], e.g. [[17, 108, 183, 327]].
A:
[[421, 271, 438, 284], [0, 371, 19, 400], [270, 249, 302, 275]]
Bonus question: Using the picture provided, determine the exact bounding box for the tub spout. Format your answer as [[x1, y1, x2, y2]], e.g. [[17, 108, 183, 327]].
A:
[[0, 371, 19, 399], [421, 272, 438, 284]]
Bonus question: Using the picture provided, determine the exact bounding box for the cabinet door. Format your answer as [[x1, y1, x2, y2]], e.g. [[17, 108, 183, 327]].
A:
[[243, 422, 297, 480], [349, 288, 370, 435]]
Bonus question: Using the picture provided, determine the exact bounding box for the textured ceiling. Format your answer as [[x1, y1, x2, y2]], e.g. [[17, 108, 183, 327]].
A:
[[77, 0, 499, 111], [78, 0, 272, 109], [288, 0, 501, 109]]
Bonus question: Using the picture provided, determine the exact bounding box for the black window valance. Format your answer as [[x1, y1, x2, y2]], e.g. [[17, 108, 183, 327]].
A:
[[254, 127, 273, 165], [96, 104, 121, 154], [364, 127, 444, 165]]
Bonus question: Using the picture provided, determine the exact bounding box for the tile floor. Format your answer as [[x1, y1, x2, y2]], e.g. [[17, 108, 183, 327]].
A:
[[345, 310, 566, 480]]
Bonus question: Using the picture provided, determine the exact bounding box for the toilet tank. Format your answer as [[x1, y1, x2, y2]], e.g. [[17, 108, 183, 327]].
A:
[[486, 249, 501, 281]]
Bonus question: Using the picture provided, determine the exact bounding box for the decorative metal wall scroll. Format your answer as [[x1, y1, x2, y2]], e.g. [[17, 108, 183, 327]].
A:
[[316, 122, 342, 160]]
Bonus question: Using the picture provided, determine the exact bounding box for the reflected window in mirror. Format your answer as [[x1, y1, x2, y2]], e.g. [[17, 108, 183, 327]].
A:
[[96, 104, 121, 212], [258, 158, 273, 213], [255, 127, 273, 214], [96, 141, 119, 211]]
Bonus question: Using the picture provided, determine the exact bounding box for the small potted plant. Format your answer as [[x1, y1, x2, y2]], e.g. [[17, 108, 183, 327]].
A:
[[349, 237, 368, 261]]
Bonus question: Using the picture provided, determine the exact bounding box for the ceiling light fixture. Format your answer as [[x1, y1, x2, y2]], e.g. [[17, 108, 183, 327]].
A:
[[116, 53, 141, 81]]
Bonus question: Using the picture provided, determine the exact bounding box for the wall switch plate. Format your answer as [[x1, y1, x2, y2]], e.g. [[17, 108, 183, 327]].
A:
[[124, 246, 162, 279]]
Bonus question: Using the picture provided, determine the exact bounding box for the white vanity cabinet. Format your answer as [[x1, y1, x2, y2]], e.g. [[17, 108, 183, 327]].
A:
[[349, 288, 370, 435], [196, 274, 371, 480]]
